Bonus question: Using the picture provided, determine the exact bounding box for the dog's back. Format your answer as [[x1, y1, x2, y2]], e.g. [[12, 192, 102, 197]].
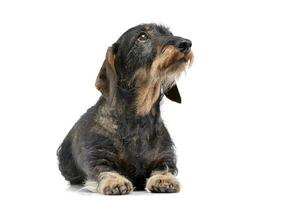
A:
[[57, 102, 100, 184]]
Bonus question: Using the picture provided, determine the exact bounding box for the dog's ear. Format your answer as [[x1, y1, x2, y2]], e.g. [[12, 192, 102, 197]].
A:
[[95, 47, 117, 105], [164, 83, 182, 103]]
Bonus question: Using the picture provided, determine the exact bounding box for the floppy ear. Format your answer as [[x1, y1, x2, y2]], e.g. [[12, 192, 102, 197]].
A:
[[95, 47, 117, 105], [164, 83, 182, 103]]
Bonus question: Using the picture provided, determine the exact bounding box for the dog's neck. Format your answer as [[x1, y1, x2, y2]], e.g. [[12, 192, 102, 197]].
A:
[[113, 85, 163, 117]]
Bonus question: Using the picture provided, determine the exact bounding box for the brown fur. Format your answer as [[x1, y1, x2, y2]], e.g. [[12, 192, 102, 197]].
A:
[[132, 67, 161, 115], [95, 47, 117, 106]]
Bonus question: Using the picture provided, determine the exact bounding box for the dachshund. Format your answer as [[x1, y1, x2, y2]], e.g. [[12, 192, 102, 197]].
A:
[[57, 23, 193, 195]]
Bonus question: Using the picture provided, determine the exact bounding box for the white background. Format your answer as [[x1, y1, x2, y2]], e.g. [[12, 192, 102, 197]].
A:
[[0, 0, 299, 199]]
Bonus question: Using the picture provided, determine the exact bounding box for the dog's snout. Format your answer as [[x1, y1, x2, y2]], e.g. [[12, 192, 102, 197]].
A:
[[176, 39, 192, 54]]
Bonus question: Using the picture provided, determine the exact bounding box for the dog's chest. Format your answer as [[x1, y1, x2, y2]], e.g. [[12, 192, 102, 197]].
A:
[[121, 123, 156, 157], [117, 119, 159, 171]]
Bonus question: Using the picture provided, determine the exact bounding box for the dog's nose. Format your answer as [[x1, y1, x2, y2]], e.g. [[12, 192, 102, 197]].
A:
[[176, 39, 192, 54]]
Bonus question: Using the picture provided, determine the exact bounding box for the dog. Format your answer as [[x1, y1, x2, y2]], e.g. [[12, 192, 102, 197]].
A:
[[57, 23, 193, 195]]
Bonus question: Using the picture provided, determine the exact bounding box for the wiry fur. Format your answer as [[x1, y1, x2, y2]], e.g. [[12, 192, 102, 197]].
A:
[[57, 23, 193, 195]]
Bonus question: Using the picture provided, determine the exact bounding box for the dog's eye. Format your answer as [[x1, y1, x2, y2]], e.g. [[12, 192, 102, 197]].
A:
[[138, 33, 149, 42]]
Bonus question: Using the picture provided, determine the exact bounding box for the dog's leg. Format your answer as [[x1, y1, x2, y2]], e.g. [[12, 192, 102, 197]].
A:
[[85, 171, 133, 195], [146, 170, 180, 193]]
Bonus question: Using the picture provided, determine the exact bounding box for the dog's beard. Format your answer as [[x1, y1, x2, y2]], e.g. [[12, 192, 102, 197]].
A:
[[131, 46, 193, 115], [153, 46, 193, 91]]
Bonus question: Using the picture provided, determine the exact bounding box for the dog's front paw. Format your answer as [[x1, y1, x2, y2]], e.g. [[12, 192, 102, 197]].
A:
[[97, 172, 133, 195], [146, 172, 180, 193]]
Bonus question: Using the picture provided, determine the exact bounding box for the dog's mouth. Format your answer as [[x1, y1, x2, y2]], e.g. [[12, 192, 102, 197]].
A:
[[163, 48, 193, 74], [151, 45, 193, 76], [162, 45, 193, 68], [170, 51, 193, 66]]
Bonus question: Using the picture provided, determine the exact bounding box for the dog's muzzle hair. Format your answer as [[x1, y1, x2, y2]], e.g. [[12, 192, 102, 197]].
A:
[[132, 37, 193, 114], [57, 23, 193, 195]]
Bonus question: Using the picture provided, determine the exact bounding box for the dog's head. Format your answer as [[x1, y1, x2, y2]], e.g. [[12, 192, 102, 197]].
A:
[[96, 24, 193, 115]]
